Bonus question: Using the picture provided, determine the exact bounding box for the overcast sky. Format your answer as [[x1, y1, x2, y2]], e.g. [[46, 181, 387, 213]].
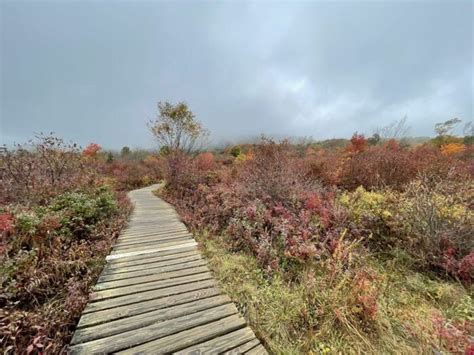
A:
[[1, 0, 473, 149]]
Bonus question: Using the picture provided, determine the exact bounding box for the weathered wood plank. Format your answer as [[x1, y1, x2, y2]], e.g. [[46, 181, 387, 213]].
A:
[[83, 279, 217, 313], [174, 327, 257, 354], [117, 314, 247, 354], [101, 253, 202, 276], [97, 259, 207, 283], [71, 295, 231, 345], [91, 272, 213, 301], [112, 237, 194, 253], [77, 287, 222, 328], [105, 245, 197, 265], [223, 338, 262, 354], [114, 232, 193, 246], [70, 304, 238, 354], [95, 265, 209, 292], [246, 344, 268, 354], [103, 250, 199, 272], [106, 241, 197, 260]]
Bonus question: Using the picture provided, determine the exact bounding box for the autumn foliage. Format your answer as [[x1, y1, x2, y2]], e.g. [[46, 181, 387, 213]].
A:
[[159, 134, 473, 353], [0, 135, 133, 353]]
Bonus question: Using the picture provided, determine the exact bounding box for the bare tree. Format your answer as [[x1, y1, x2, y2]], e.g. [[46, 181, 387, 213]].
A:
[[375, 116, 411, 140], [463, 121, 473, 136], [434, 117, 462, 137]]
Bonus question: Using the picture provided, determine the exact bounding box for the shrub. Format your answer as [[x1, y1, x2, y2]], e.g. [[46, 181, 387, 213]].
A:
[[0, 134, 96, 204], [0, 134, 133, 353], [49, 189, 118, 237], [82, 143, 102, 157], [158, 136, 473, 353], [346, 133, 368, 153], [440, 143, 465, 155], [102, 159, 162, 190], [340, 180, 473, 283], [340, 143, 418, 190], [388, 179, 473, 282], [230, 146, 241, 157], [1, 187, 130, 352], [195, 152, 215, 171]]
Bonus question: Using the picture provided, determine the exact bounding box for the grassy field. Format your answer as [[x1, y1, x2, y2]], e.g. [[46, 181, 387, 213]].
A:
[[191, 231, 472, 354]]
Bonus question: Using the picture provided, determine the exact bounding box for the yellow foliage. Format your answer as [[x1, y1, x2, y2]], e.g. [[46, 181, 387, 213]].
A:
[[440, 143, 465, 155], [339, 186, 393, 222], [235, 152, 254, 163], [142, 175, 151, 185], [143, 155, 159, 165]]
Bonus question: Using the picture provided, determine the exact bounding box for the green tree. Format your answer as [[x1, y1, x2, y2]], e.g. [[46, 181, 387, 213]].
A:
[[159, 145, 171, 156], [120, 146, 131, 157], [230, 146, 241, 157], [367, 133, 381, 146], [148, 101, 208, 187], [106, 152, 114, 163], [148, 101, 208, 154]]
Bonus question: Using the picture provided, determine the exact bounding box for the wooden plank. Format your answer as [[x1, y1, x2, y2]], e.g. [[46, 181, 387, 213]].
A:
[[70, 304, 238, 354], [125, 221, 183, 228], [95, 267, 210, 294], [120, 228, 189, 236], [103, 250, 199, 271], [175, 327, 257, 354], [71, 295, 231, 345], [116, 233, 193, 245], [77, 287, 222, 328], [115, 232, 193, 246], [95, 266, 209, 292], [106, 241, 198, 260], [246, 344, 268, 354], [83, 279, 217, 313], [106, 245, 197, 265], [112, 237, 194, 253], [123, 223, 184, 231], [117, 314, 247, 354], [223, 338, 262, 354], [91, 272, 213, 301], [121, 225, 185, 234], [101, 253, 202, 276], [97, 259, 207, 283]]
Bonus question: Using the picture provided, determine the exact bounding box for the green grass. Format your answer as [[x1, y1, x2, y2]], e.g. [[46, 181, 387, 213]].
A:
[[195, 232, 473, 354]]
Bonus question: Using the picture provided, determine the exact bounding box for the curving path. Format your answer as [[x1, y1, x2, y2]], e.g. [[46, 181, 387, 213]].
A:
[[69, 185, 266, 354]]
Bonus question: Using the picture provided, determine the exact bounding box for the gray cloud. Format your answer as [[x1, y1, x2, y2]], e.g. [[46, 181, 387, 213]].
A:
[[1, 0, 472, 149]]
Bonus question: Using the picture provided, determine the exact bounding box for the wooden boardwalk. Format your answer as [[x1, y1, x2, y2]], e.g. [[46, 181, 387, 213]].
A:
[[69, 185, 267, 354]]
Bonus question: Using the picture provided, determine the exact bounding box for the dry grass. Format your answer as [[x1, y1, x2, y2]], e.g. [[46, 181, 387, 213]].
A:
[[195, 231, 473, 354]]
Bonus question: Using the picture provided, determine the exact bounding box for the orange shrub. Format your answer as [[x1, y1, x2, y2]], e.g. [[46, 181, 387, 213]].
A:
[[440, 143, 465, 155], [83, 143, 102, 157], [346, 133, 368, 154], [196, 152, 215, 171]]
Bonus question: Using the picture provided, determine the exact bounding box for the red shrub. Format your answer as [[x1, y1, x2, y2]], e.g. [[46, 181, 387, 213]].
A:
[[196, 152, 215, 171], [306, 149, 344, 186], [0, 212, 14, 233], [340, 144, 418, 190], [457, 252, 474, 283], [83, 143, 102, 157], [346, 133, 368, 153], [162, 138, 338, 274], [0, 134, 97, 204], [103, 160, 161, 190]]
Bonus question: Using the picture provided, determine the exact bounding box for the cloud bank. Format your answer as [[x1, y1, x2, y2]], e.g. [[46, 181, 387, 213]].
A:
[[1, 0, 472, 148]]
